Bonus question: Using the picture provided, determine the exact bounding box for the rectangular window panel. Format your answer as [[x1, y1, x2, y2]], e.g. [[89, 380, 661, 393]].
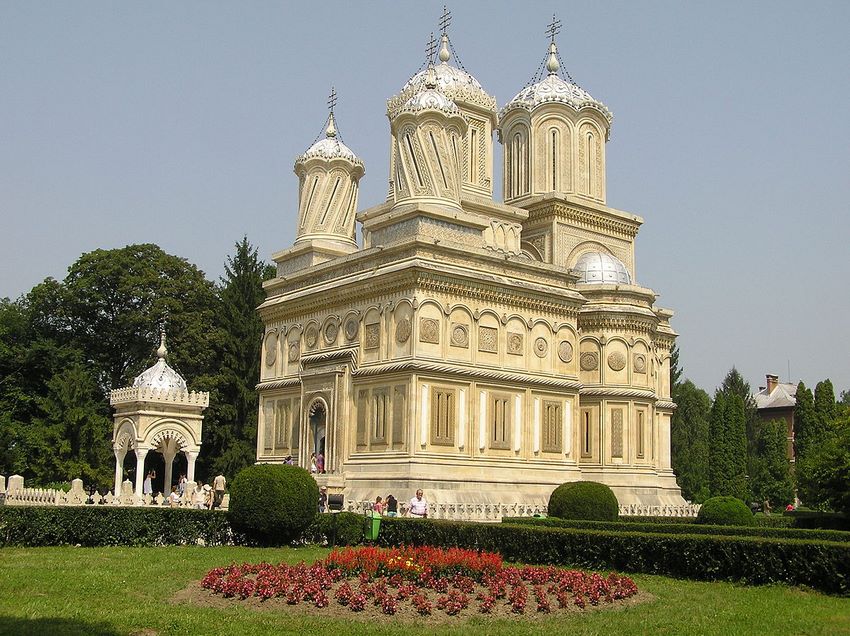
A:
[[392, 385, 406, 449], [636, 411, 645, 459], [490, 395, 511, 449], [430, 388, 455, 446], [581, 409, 593, 458], [356, 389, 368, 448], [542, 400, 562, 453], [611, 408, 624, 458]]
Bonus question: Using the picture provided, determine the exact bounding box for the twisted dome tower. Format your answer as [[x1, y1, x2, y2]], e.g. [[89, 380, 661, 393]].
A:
[[499, 31, 612, 205]]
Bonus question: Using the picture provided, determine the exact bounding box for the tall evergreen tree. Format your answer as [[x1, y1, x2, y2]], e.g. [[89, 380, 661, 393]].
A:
[[671, 379, 711, 502], [201, 237, 272, 480], [708, 392, 729, 496], [749, 419, 794, 507], [793, 382, 816, 461], [719, 367, 759, 457], [726, 394, 750, 500], [814, 379, 837, 430]]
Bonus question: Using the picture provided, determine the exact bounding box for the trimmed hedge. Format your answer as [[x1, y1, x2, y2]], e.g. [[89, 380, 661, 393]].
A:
[[548, 481, 619, 521], [785, 510, 850, 531], [697, 496, 754, 526], [228, 464, 318, 546], [0, 506, 234, 547], [303, 512, 365, 547], [502, 517, 850, 543], [620, 516, 696, 524], [375, 517, 850, 595]]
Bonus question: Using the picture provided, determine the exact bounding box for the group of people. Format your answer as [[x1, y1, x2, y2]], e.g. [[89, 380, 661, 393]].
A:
[[371, 489, 428, 518], [142, 469, 227, 509], [309, 452, 325, 474]]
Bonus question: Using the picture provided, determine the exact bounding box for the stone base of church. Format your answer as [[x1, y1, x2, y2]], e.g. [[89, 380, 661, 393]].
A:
[[336, 460, 687, 509]]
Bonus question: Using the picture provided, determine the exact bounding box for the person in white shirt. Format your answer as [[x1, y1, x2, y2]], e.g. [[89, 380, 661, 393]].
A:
[[408, 489, 428, 518]]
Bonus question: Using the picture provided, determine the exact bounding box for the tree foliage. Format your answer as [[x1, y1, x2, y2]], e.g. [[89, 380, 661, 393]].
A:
[[749, 419, 794, 507], [708, 384, 748, 501], [671, 379, 711, 502], [793, 382, 816, 462]]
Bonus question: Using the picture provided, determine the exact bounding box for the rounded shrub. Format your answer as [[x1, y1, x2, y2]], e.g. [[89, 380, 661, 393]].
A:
[[696, 496, 754, 526], [547, 481, 619, 521], [228, 464, 319, 545]]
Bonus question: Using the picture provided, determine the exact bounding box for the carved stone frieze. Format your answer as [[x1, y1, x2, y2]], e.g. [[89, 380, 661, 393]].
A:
[[364, 323, 380, 350], [323, 322, 338, 345], [633, 354, 647, 373], [478, 326, 498, 353], [395, 318, 411, 344], [345, 318, 359, 341], [419, 318, 439, 344], [533, 337, 548, 358], [287, 342, 300, 362], [304, 324, 318, 349], [450, 323, 469, 348], [507, 332, 523, 355], [264, 333, 277, 366], [580, 351, 599, 371], [558, 341, 573, 363], [607, 351, 626, 371]]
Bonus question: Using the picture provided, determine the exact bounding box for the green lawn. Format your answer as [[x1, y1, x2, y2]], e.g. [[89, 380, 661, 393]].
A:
[[0, 546, 847, 636]]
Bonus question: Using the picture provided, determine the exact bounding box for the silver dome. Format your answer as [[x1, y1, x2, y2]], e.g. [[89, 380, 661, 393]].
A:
[[501, 74, 612, 124], [572, 251, 631, 285], [297, 136, 362, 166], [132, 333, 188, 391]]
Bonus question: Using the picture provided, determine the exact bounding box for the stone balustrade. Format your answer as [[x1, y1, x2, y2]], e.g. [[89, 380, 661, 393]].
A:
[[109, 386, 209, 407], [619, 503, 701, 517]]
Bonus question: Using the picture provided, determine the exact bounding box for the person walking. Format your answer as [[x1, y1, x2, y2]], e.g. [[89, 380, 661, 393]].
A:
[[408, 489, 428, 518], [213, 473, 226, 509]]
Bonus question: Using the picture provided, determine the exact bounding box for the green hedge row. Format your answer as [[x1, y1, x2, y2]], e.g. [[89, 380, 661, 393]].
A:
[[303, 512, 365, 547], [502, 517, 850, 543], [0, 506, 235, 547], [620, 516, 695, 524], [375, 518, 850, 595], [785, 510, 850, 531]]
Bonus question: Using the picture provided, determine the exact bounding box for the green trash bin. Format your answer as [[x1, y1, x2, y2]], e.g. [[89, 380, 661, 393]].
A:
[[365, 511, 382, 541]]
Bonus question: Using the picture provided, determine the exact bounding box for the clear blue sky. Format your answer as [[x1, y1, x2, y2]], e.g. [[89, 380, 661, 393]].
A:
[[2, 1, 848, 396]]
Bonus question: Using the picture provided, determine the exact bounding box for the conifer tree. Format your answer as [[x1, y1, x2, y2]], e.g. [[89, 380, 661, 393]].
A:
[[750, 419, 794, 507], [814, 379, 837, 431], [793, 382, 816, 461], [726, 394, 750, 500], [671, 379, 711, 502], [708, 392, 729, 496]]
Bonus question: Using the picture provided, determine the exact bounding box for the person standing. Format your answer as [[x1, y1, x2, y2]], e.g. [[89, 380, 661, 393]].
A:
[[316, 451, 325, 474], [318, 486, 328, 513], [385, 495, 398, 517], [310, 453, 318, 474], [143, 471, 153, 497], [213, 473, 226, 509], [408, 489, 428, 518]]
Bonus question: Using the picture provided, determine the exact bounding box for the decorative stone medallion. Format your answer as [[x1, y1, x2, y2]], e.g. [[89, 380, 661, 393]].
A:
[[344, 318, 359, 341], [607, 351, 626, 372], [579, 351, 599, 371], [395, 318, 411, 344], [364, 323, 380, 350], [450, 323, 469, 348], [633, 353, 647, 373], [534, 337, 548, 358], [304, 324, 318, 349], [558, 341, 573, 363], [478, 326, 498, 353], [264, 333, 277, 366], [507, 332, 523, 355], [419, 318, 439, 344], [287, 342, 300, 362], [323, 322, 338, 345]]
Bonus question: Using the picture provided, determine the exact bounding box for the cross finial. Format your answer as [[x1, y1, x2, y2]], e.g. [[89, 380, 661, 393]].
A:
[[327, 86, 337, 114], [438, 5, 452, 35], [545, 14, 562, 43], [425, 32, 438, 63]]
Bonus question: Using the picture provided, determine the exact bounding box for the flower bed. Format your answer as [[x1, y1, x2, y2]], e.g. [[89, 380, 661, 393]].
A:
[[200, 546, 639, 618]]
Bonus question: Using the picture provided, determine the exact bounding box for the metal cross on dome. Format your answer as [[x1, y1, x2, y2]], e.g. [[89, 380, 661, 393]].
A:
[[438, 5, 452, 35], [425, 32, 438, 63], [545, 14, 562, 42], [327, 86, 337, 114]]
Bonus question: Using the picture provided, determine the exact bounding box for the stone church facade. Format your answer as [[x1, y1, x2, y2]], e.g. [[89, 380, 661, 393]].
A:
[[255, 28, 685, 507]]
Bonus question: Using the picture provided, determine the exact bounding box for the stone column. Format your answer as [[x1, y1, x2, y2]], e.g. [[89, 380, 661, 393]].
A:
[[134, 448, 149, 497], [113, 448, 127, 496], [185, 450, 197, 483], [163, 449, 176, 495]]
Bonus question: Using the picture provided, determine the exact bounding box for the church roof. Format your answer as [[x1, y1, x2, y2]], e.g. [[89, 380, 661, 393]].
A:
[[132, 332, 187, 392], [296, 112, 363, 167], [754, 382, 798, 410]]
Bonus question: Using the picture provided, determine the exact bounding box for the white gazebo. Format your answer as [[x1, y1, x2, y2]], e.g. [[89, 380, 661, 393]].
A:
[[109, 331, 209, 497]]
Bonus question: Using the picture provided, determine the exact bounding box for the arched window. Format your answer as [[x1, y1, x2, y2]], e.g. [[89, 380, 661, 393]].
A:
[[510, 130, 526, 197], [549, 128, 559, 191]]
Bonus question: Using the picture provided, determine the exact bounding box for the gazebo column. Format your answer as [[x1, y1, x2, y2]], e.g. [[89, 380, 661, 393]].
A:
[[134, 447, 149, 497], [162, 442, 178, 494], [113, 447, 127, 495], [184, 450, 198, 483]]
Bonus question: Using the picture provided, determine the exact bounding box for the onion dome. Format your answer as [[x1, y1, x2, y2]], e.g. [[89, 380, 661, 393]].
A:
[[572, 252, 631, 285], [132, 331, 187, 391], [387, 35, 497, 118], [501, 42, 612, 126], [400, 66, 461, 115], [295, 112, 364, 168]]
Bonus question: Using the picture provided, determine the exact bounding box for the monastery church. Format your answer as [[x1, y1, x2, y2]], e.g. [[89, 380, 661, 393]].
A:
[[255, 18, 686, 507]]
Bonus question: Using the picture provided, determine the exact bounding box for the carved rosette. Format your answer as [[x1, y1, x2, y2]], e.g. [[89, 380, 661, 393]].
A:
[[364, 323, 380, 350], [323, 322, 338, 345], [558, 341, 573, 363], [395, 318, 411, 344], [450, 323, 469, 348], [580, 351, 599, 371], [304, 324, 318, 349], [507, 332, 523, 355], [607, 351, 626, 372], [419, 318, 439, 344], [478, 326, 498, 353], [633, 354, 647, 373], [345, 318, 359, 341], [534, 337, 548, 358]]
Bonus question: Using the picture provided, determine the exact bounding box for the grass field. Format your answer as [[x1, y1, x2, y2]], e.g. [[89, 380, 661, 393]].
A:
[[0, 546, 847, 635]]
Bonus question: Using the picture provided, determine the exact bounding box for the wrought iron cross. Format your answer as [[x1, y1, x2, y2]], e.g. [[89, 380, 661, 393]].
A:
[[425, 32, 438, 63], [438, 5, 452, 35], [545, 14, 562, 42], [327, 86, 337, 113]]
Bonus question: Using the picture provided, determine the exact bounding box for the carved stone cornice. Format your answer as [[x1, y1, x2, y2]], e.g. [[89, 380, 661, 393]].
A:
[[300, 346, 359, 369], [256, 378, 301, 391], [353, 359, 581, 391], [523, 201, 641, 241], [579, 386, 656, 400], [655, 401, 677, 410], [578, 313, 657, 334]]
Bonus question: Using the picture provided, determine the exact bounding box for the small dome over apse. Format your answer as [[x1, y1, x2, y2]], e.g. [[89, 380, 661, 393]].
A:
[[572, 251, 632, 285]]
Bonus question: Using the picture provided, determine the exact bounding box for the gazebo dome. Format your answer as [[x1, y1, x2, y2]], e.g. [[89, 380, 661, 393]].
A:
[[572, 251, 632, 285], [132, 333, 187, 391]]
